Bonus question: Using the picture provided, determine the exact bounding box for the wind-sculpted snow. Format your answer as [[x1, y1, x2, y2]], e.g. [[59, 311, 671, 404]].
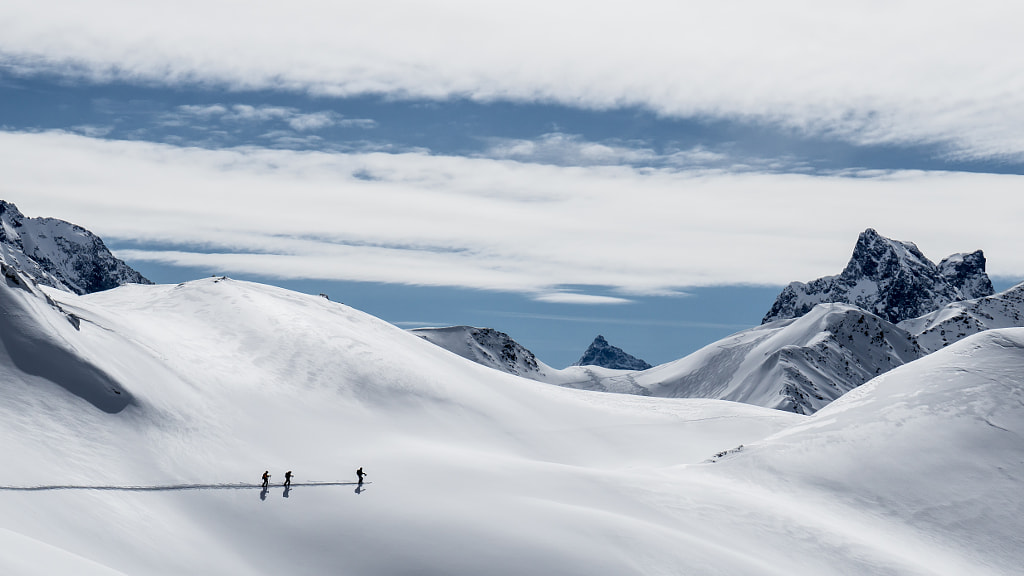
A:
[[1, 277, 1020, 575]]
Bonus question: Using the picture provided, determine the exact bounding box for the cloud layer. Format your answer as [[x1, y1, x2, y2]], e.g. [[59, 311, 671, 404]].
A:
[[2, 131, 1022, 300], [2, 1, 1022, 160]]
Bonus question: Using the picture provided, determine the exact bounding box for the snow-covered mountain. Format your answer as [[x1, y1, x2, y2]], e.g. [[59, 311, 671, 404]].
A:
[[0, 200, 150, 294], [409, 326, 547, 378], [573, 335, 652, 370], [2, 272, 1022, 575], [763, 228, 993, 324], [899, 281, 1024, 353], [596, 303, 924, 414], [412, 307, 924, 414]]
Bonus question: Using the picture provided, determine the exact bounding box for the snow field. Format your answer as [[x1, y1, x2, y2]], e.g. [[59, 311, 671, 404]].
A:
[[1, 277, 1022, 574]]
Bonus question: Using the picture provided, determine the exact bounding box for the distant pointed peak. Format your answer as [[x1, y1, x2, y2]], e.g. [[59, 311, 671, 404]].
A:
[[574, 335, 651, 371]]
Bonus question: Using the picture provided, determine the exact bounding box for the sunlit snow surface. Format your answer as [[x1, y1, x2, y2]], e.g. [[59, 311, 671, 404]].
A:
[[1, 277, 1022, 575]]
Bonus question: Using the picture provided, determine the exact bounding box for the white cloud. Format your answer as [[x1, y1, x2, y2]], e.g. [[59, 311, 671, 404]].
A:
[[3, 131, 1024, 298], [482, 133, 771, 170], [168, 104, 375, 133], [483, 133, 660, 167], [176, 104, 229, 117], [70, 125, 114, 138], [1, 1, 1023, 159]]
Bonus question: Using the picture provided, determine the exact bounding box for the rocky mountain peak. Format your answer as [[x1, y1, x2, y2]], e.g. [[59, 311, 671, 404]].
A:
[[938, 250, 993, 299], [410, 326, 545, 378], [763, 229, 994, 325], [840, 228, 932, 282], [573, 335, 652, 371], [0, 199, 152, 295]]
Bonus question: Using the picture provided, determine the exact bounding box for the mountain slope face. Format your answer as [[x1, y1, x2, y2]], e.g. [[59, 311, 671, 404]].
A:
[[410, 326, 547, 378], [604, 303, 925, 414], [573, 335, 652, 370], [763, 228, 993, 324], [899, 282, 1024, 353], [0, 200, 150, 294]]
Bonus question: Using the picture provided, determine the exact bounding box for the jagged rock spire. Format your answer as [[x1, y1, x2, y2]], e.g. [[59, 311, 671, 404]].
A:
[[763, 228, 993, 324]]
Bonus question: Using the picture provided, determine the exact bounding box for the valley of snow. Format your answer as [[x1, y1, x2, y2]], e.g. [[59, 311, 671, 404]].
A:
[[2, 275, 1023, 575]]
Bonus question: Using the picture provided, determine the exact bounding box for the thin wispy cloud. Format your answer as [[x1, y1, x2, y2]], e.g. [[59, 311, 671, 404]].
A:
[[533, 292, 634, 305], [2, 1, 1022, 160], [4, 131, 1024, 301], [480, 133, 808, 172], [168, 104, 376, 132]]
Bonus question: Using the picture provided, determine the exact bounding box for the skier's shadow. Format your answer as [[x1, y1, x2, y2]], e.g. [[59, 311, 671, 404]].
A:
[[259, 486, 269, 501], [354, 483, 367, 495], [283, 485, 291, 498]]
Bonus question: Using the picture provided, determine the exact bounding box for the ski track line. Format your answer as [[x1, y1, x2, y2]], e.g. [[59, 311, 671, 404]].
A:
[[0, 481, 371, 492]]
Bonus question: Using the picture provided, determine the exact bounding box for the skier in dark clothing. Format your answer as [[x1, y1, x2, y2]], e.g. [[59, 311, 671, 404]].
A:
[[284, 471, 293, 487], [356, 467, 366, 484], [261, 470, 270, 488]]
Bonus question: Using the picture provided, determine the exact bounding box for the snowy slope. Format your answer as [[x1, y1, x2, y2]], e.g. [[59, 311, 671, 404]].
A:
[[409, 325, 548, 378], [0, 200, 150, 294], [899, 281, 1024, 352], [596, 303, 925, 414], [0, 276, 798, 575], [763, 228, 993, 324], [700, 328, 1024, 575], [2, 276, 1021, 574]]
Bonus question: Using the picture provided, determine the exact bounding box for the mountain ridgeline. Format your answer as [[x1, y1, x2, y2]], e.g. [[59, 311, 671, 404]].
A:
[[0, 200, 151, 294], [405, 229, 1022, 414], [4, 202, 1023, 417]]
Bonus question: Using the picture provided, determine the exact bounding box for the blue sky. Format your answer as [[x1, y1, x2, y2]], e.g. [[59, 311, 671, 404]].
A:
[[2, 1, 1024, 366]]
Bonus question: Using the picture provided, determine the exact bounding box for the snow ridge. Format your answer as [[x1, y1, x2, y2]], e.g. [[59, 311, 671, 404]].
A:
[[572, 335, 652, 370], [763, 228, 993, 324], [899, 281, 1024, 353], [0, 200, 151, 295]]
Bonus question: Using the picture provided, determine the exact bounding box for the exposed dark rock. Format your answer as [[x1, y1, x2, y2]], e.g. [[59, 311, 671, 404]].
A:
[[573, 335, 652, 371]]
